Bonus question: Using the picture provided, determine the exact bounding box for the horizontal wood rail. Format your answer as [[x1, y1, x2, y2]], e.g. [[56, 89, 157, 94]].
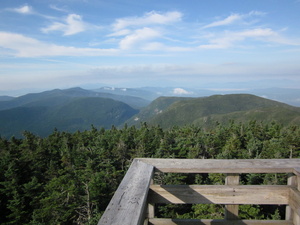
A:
[[149, 185, 289, 205], [98, 159, 300, 225], [148, 218, 293, 225]]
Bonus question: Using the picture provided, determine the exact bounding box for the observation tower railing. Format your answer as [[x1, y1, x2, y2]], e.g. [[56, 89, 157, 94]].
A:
[[98, 158, 300, 225]]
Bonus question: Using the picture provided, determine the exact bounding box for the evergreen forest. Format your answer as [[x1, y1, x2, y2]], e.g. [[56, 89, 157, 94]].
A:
[[0, 121, 300, 224]]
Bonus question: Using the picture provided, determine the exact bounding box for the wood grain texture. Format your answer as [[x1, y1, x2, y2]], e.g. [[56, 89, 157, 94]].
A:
[[149, 185, 289, 205], [294, 168, 300, 191], [293, 168, 300, 177], [225, 174, 239, 220], [289, 188, 300, 217], [138, 158, 300, 173], [98, 159, 154, 225]]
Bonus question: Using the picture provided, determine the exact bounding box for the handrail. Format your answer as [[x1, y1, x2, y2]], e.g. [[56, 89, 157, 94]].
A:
[[98, 159, 300, 225], [137, 158, 300, 173], [98, 159, 154, 225]]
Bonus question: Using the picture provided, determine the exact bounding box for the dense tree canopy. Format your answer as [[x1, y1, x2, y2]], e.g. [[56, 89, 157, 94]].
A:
[[0, 121, 299, 224]]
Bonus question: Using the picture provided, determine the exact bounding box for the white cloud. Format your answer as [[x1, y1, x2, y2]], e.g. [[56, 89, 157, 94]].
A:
[[237, 28, 276, 38], [108, 29, 131, 37], [41, 14, 87, 35], [248, 11, 267, 16], [203, 14, 242, 29], [110, 11, 184, 52], [11, 5, 34, 14], [113, 11, 182, 31], [173, 88, 192, 95], [119, 27, 161, 50], [0, 32, 117, 57], [141, 42, 193, 52], [49, 5, 70, 13], [202, 11, 266, 29]]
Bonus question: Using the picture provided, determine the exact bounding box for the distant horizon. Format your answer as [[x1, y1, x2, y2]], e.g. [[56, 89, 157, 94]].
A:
[[1, 0, 300, 95], [1, 81, 300, 97], [1, 84, 300, 108]]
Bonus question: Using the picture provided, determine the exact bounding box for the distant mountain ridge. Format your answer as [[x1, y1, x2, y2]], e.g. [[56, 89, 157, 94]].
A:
[[93, 86, 300, 107], [0, 87, 143, 137], [0, 97, 138, 138], [0, 87, 299, 138], [126, 94, 300, 128], [0, 87, 149, 111]]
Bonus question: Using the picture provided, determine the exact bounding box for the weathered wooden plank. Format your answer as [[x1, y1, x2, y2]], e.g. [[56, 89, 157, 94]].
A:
[[289, 188, 300, 218], [293, 168, 300, 177], [149, 185, 289, 205], [148, 218, 293, 225], [286, 174, 297, 220], [294, 167, 300, 191], [291, 169, 300, 224], [98, 159, 154, 225], [225, 174, 239, 220], [138, 158, 300, 173]]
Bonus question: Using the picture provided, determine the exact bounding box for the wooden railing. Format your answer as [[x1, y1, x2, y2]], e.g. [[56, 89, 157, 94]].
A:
[[98, 159, 300, 225]]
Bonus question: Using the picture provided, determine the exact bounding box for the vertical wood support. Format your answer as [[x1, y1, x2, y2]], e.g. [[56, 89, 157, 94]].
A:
[[225, 173, 239, 220], [292, 169, 300, 225], [145, 178, 155, 225], [286, 173, 296, 221]]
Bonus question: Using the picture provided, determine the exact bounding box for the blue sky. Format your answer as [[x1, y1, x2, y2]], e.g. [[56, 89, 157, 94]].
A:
[[0, 0, 300, 95]]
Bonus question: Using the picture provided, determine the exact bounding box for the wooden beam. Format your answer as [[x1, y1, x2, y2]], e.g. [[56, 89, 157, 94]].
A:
[[138, 158, 300, 173], [293, 168, 300, 177], [225, 174, 239, 220], [148, 218, 293, 225], [149, 185, 289, 205], [289, 188, 300, 218], [286, 174, 297, 220], [294, 167, 300, 191], [98, 159, 154, 225]]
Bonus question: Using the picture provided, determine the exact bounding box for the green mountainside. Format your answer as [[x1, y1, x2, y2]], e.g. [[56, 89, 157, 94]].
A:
[[125, 96, 192, 125], [128, 94, 300, 128], [0, 97, 138, 138]]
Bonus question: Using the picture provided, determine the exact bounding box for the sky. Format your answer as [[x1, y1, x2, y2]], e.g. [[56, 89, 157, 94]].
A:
[[0, 0, 300, 95]]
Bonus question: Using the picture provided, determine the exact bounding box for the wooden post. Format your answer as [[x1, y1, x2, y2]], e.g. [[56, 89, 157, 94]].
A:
[[225, 173, 239, 220], [292, 168, 300, 224], [286, 173, 296, 221], [146, 178, 155, 225]]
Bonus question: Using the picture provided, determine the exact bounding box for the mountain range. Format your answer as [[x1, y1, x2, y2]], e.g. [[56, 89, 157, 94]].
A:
[[0, 87, 299, 138], [127, 94, 300, 128]]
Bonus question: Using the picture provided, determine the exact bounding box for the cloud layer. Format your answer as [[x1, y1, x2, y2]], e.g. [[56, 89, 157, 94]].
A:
[[0, 32, 117, 57], [0, 6, 299, 58]]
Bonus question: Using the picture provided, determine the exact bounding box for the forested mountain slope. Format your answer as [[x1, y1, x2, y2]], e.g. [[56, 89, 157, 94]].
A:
[[130, 94, 300, 128], [0, 97, 138, 138], [125, 96, 192, 125]]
